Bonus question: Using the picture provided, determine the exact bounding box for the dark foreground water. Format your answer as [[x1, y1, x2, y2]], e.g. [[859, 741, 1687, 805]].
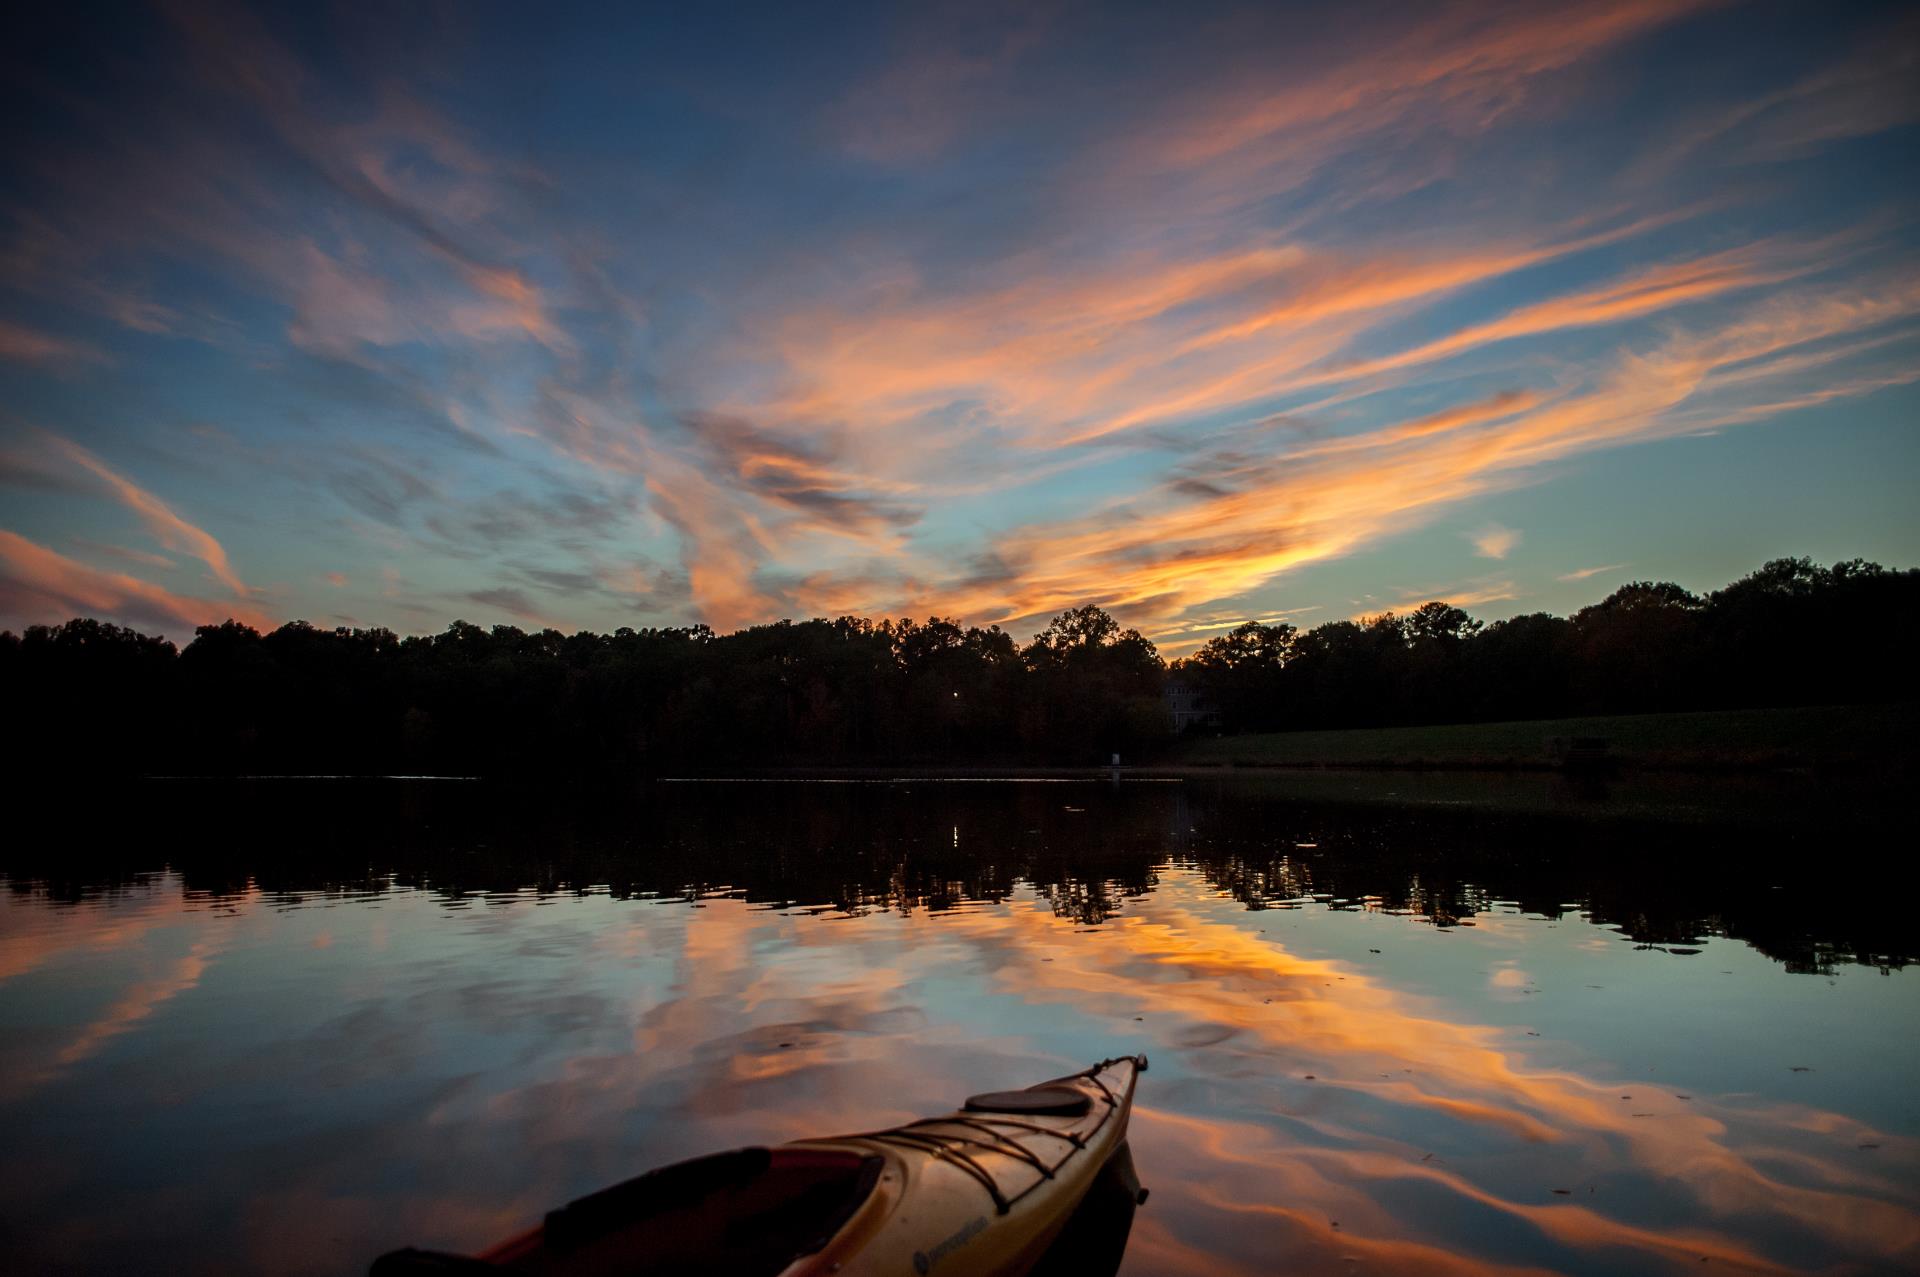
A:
[[2, 776, 1916, 1275]]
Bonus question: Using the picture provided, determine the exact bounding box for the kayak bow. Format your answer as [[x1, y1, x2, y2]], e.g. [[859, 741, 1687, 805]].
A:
[[373, 1055, 1147, 1277]]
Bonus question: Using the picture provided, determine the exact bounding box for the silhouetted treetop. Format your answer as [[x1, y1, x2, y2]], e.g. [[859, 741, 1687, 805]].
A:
[[1403, 602, 1480, 643], [1027, 604, 1124, 651], [1579, 580, 1702, 616], [1185, 621, 1297, 672]]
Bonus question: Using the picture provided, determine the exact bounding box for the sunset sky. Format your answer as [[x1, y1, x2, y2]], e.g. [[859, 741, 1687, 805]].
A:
[[2, 0, 1915, 654]]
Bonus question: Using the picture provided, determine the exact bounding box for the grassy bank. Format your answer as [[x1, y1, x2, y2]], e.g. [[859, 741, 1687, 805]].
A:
[[1168, 703, 1915, 773]]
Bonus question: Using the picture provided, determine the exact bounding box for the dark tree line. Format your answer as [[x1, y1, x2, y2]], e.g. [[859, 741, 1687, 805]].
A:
[[2, 603, 1166, 776], [1174, 558, 1920, 732], [2, 557, 1914, 777]]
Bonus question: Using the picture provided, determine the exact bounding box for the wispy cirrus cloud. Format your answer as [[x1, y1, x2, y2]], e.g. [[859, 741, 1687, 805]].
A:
[[725, 213, 1844, 493], [788, 268, 1920, 635], [69, 539, 177, 571], [1559, 563, 1629, 582], [1635, 13, 1920, 179], [681, 413, 922, 548], [0, 530, 270, 633], [462, 586, 545, 625], [830, 3, 1052, 164], [2, 0, 1914, 642], [643, 458, 778, 634], [1393, 579, 1523, 613], [1145, 0, 1719, 169], [45, 436, 250, 597], [746, 217, 1681, 457], [1272, 237, 1827, 401], [1, 2, 564, 378]]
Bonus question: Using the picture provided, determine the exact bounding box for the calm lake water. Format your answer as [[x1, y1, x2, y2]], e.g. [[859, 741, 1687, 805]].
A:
[[3, 776, 1915, 1275]]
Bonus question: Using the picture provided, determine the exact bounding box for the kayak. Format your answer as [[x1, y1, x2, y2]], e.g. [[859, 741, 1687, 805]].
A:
[[371, 1054, 1148, 1277]]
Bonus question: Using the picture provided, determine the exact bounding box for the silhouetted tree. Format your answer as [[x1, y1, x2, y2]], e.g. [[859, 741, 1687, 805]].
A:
[[4, 556, 1915, 776], [1467, 612, 1573, 720], [1169, 557, 1917, 734], [1021, 606, 1169, 759], [1183, 621, 1296, 730], [1569, 581, 1706, 712]]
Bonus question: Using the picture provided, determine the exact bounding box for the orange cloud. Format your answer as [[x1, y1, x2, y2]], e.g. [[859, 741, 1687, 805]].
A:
[[644, 464, 776, 633], [1061, 231, 1818, 447], [68, 539, 177, 571], [0, 529, 271, 633], [655, 223, 1893, 639], [456, 264, 564, 349], [1149, 1, 1717, 169], [1470, 525, 1521, 560], [786, 270, 1919, 636], [494, 20, 1894, 639], [1282, 241, 1814, 400], [529, 383, 925, 627], [46, 436, 250, 597], [1278, 390, 1544, 463], [283, 243, 561, 358], [1383, 579, 1523, 615], [750, 217, 1684, 456]]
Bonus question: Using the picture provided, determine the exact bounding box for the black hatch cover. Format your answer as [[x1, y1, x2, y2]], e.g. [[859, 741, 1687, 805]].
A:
[[963, 1086, 1091, 1117]]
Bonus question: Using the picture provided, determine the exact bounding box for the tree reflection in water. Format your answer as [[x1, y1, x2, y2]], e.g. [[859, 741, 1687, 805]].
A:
[[1, 776, 1914, 1275], [10, 775, 1909, 972]]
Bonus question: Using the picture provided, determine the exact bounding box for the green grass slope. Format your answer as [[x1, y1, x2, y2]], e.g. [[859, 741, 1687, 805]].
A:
[[1169, 703, 1915, 772]]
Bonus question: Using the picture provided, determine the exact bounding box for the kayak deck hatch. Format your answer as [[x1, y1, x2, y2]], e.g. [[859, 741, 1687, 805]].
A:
[[963, 1086, 1091, 1117]]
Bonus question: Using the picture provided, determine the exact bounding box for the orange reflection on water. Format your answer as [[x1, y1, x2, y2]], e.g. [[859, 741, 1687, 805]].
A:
[[0, 869, 1915, 1276], [928, 881, 1919, 1273], [0, 886, 232, 1102], [464, 879, 1920, 1273]]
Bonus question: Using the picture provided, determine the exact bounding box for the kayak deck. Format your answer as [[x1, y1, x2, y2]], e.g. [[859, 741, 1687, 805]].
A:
[[837, 1063, 1133, 1216]]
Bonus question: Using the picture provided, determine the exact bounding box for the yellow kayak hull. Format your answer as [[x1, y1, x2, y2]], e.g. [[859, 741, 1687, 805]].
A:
[[779, 1055, 1145, 1277], [372, 1055, 1146, 1277]]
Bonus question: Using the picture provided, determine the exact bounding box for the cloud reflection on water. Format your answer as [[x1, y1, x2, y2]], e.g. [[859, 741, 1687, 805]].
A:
[[0, 864, 1914, 1276], [961, 885, 1916, 1273]]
